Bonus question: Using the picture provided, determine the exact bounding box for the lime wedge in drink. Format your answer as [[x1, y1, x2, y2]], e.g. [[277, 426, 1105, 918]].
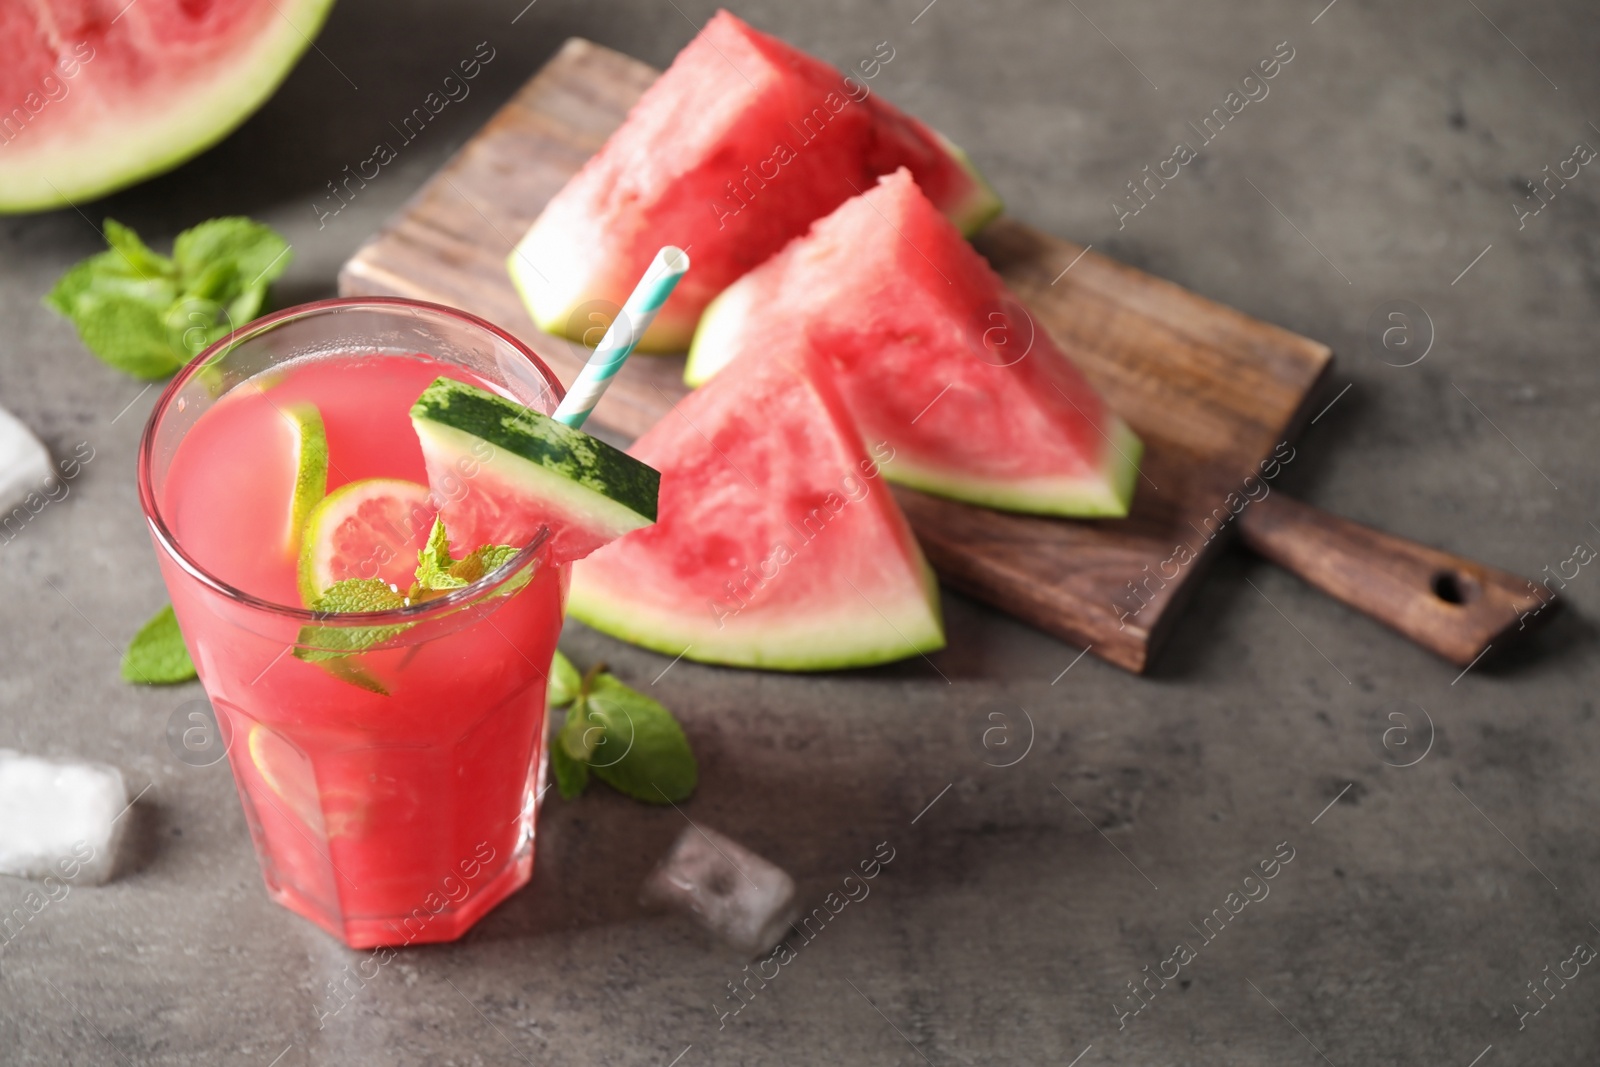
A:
[[282, 402, 328, 555]]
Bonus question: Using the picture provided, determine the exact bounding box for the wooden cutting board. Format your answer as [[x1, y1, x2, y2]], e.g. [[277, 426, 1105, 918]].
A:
[[340, 38, 1550, 673]]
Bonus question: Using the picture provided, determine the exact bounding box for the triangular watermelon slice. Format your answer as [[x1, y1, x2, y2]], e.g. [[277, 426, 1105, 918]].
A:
[[567, 350, 945, 671], [409, 378, 660, 565], [685, 169, 1143, 518], [510, 10, 1001, 352]]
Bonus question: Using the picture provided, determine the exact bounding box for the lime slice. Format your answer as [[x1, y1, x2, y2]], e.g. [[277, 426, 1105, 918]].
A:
[[282, 402, 328, 555], [246, 722, 323, 829], [247, 722, 365, 836], [296, 478, 436, 606]]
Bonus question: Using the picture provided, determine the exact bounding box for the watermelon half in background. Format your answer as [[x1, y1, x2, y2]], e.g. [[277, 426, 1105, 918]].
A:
[[0, 0, 337, 213], [568, 348, 945, 672], [685, 169, 1143, 518], [510, 9, 1002, 353]]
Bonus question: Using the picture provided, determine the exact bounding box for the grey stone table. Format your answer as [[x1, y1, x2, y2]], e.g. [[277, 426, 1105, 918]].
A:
[[3, 0, 1597, 1063]]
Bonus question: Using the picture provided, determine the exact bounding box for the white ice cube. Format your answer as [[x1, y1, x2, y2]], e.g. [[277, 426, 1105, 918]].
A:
[[0, 406, 52, 517], [641, 825, 796, 955], [0, 750, 127, 886]]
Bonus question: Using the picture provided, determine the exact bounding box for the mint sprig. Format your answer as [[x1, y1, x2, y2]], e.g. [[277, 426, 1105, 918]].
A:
[[124, 519, 533, 693], [411, 518, 529, 600], [294, 579, 411, 660], [414, 518, 461, 591], [293, 578, 411, 696], [122, 604, 198, 684], [45, 217, 290, 380], [547, 652, 697, 804], [289, 518, 531, 694]]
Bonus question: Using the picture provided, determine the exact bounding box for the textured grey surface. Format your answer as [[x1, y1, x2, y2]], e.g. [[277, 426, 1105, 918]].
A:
[[3, 0, 1598, 1063]]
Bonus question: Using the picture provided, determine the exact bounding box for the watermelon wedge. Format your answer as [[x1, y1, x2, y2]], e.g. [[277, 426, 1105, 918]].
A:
[[567, 350, 945, 671], [685, 169, 1143, 518], [509, 10, 1001, 352], [0, 0, 336, 212], [409, 378, 659, 565]]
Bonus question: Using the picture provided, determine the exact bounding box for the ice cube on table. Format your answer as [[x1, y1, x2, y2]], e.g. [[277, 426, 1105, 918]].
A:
[[641, 824, 797, 955], [0, 406, 52, 517], [0, 750, 127, 886]]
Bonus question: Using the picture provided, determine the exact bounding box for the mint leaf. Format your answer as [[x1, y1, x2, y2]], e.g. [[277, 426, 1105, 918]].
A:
[[558, 694, 602, 761], [543, 659, 697, 805], [413, 516, 530, 599], [172, 217, 290, 298], [294, 627, 408, 662], [104, 219, 173, 278], [548, 650, 581, 707], [293, 580, 410, 696], [451, 543, 521, 584], [46, 249, 184, 379], [308, 578, 410, 614], [584, 675, 697, 804], [121, 604, 197, 684], [549, 734, 590, 799], [45, 216, 290, 381], [414, 518, 465, 592], [74, 292, 186, 379], [323, 658, 391, 697]]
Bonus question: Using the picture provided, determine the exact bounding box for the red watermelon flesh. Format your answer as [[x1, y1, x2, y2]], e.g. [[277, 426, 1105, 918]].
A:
[[0, 0, 335, 212], [509, 9, 1001, 352], [685, 168, 1143, 518], [567, 348, 945, 671]]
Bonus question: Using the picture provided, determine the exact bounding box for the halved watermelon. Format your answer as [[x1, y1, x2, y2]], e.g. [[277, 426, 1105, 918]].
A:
[[510, 10, 1001, 352], [409, 378, 658, 565], [567, 349, 944, 671], [0, 0, 336, 212], [685, 169, 1143, 518]]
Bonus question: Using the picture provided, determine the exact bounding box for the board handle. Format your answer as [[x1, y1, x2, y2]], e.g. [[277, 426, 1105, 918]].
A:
[[1235, 493, 1557, 667]]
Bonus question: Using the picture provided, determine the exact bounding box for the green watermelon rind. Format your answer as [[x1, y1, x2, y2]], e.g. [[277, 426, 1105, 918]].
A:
[[683, 283, 753, 387], [0, 0, 338, 213], [509, 240, 696, 355], [409, 378, 660, 539], [884, 416, 1144, 518], [938, 135, 1005, 237], [567, 555, 946, 672]]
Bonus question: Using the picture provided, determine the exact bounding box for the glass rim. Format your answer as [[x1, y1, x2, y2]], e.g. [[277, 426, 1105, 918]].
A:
[[136, 296, 564, 625]]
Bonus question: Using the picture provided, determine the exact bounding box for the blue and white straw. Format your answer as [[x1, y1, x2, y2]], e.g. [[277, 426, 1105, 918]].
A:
[[553, 246, 690, 429]]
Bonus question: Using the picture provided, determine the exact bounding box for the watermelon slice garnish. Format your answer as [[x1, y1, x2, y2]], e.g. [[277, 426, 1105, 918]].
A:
[[685, 168, 1143, 518], [409, 378, 659, 566], [567, 350, 945, 671], [509, 10, 1002, 352], [0, 0, 337, 212]]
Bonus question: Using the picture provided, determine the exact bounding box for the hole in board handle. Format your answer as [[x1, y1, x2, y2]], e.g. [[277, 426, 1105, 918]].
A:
[[1431, 570, 1477, 605]]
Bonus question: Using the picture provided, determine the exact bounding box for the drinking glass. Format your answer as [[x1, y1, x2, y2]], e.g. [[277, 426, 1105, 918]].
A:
[[138, 298, 565, 947]]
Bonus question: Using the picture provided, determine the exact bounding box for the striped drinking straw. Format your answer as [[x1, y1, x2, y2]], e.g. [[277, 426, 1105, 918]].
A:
[[552, 245, 690, 429]]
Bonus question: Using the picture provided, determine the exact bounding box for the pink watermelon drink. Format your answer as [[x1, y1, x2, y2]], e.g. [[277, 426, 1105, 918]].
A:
[[138, 299, 656, 948]]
